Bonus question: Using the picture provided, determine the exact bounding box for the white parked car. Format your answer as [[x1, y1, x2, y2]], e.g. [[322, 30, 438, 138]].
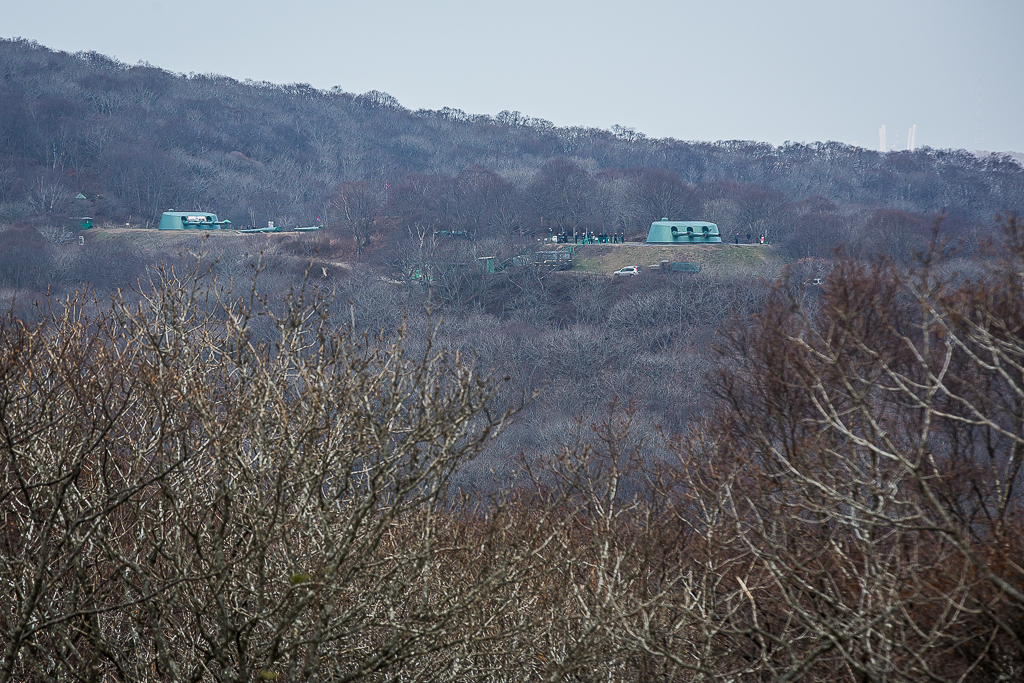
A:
[[612, 266, 641, 277]]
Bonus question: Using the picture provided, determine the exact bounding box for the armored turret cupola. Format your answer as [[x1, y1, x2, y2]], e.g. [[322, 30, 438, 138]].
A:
[[646, 220, 722, 244], [158, 211, 231, 230]]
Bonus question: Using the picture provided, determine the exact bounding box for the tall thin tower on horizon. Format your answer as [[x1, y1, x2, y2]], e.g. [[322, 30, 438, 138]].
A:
[[975, 84, 985, 149]]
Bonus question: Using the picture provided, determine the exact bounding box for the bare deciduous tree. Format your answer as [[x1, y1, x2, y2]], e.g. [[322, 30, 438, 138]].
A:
[[0, 259, 568, 682]]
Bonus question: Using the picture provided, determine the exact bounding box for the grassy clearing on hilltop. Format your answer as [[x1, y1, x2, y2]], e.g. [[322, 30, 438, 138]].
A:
[[570, 243, 783, 276]]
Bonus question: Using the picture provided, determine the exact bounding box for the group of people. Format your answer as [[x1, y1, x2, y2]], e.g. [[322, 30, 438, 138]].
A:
[[733, 232, 767, 245], [554, 232, 626, 244]]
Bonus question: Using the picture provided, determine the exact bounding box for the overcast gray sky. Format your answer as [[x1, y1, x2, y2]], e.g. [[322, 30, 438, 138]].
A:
[[5, 0, 1022, 152]]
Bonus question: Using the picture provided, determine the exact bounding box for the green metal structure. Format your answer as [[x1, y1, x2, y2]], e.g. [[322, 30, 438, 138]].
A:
[[646, 220, 721, 244], [239, 226, 281, 234], [158, 211, 231, 230], [477, 256, 496, 274]]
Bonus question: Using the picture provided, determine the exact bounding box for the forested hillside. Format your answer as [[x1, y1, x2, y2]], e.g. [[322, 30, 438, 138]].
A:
[[2, 35, 1023, 463], [2, 216, 1024, 682], [2, 36, 1022, 260], [3, 36, 1024, 682]]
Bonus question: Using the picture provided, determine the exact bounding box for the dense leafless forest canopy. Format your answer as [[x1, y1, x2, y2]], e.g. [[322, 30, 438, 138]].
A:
[[2, 37, 1024, 681], [1, 38, 1022, 244]]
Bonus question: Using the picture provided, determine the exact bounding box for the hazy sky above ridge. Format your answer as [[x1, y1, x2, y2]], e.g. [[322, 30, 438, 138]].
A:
[[5, 0, 1023, 152]]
